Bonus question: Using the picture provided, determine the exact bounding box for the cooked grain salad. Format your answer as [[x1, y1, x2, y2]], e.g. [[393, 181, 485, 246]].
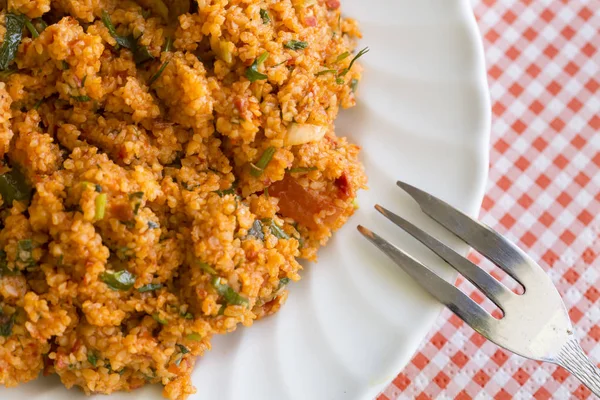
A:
[[0, 0, 366, 398]]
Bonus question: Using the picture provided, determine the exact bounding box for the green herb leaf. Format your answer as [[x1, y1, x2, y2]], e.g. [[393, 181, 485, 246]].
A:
[[211, 276, 249, 306], [94, 184, 102, 192], [186, 332, 203, 341], [147, 221, 159, 229], [284, 40, 308, 50], [70, 95, 90, 102], [101, 270, 136, 291], [163, 37, 173, 52], [95, 193, 107, 219], [288, 166, 317, 173], [197, 261, 217, 275], [24, 18, 39, 38], [245, 52, 269, 82], [87, 352, 98, 367], [138, 283, 163, 293], [214, 180, 237, 197], [335, 51, 350, 62], [315, 69, 336, 76], [177, 344, 190, 354], [152, 312, 168, 325], [0, 312, 15, 337], [335, 77, 344, 84], [61, 60, 70, 70], [260, 9, 271, 24], [262, 218, 290, 240], [250, 146, 275, 177], [17, 239, 35, 267], [247, 219, 264, 240], [133, 45, 154, 65], [129, 192, 143, 215], [279, 277, 291, 286], [0, 68, 17, 80], [0, 167, 33, 206], [0, 13, 26, 71], [148, 60, 169, 85], [337, 46, 369, 77], [102, 10, 151, 65], [181, 312, 193, 319]]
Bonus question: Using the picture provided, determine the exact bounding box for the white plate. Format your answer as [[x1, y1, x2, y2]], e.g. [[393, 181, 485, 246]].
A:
[[7, 0, 490, 398]]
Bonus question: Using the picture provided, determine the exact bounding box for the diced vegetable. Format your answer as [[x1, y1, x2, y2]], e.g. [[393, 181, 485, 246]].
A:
[[350, 78, 359, 92], [250, 146, 276, 177], [186, 333, 203, 341], [0, 167, 32, 206], [181, 311, 193, 319], [284, 40, 308, 50], [147, 221, 159, 229], [138, 283, 162, 293], [95, 193, 107, 219], [247, 220, 265, 240], [260, 9, 271, 24], [245, 52, 269, 82], [269, 175, 342, 230], [152, 312, 168, 325], [279, 277, 290, 288], [100, 270, 136, 291], [211, 277, 249, 306], [17, 239, 35, 267], [0, 13, 26, 71], [284, 123, 327, 146]]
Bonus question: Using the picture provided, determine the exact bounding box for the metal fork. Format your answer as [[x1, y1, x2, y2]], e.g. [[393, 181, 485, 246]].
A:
[[358, 180, 600, 396]]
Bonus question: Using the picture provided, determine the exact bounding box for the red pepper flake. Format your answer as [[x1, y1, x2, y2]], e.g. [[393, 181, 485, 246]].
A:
[[334, 172, 352, 200], [326, 0, 341, 9], [304, 16, 317, 27], [233, 96, 247, 115]]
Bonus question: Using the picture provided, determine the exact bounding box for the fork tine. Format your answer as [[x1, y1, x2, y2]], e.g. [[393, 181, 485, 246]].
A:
[[374, 204, 514, 309], [357, 225, 496, 337], [396, 180, 537, 287]]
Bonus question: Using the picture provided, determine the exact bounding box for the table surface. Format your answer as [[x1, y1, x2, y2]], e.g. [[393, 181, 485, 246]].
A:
[[378, 1, 600, 399]]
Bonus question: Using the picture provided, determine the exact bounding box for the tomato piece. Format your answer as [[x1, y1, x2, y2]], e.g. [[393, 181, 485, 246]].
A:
[[269, 175, 341, 229]]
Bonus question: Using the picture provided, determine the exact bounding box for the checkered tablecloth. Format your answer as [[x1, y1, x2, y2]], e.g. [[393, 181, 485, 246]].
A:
[[378, 1, 600, 399]]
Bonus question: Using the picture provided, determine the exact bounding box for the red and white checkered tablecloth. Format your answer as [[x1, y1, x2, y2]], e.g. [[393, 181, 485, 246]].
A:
[[378, 1, 600, 399]]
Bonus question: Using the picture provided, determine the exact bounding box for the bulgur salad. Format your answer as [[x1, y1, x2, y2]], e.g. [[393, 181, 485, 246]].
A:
[[0, 0, 366, 398]]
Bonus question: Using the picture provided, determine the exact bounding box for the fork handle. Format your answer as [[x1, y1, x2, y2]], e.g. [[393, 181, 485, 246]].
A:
[[554, 338, 600, 396]]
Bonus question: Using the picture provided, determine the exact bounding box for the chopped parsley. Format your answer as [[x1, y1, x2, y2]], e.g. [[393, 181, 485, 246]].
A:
[[70, 95, 90, 102], [337, 47, 369, 77], [87, 352, 98, 367], [250, 146, 276, 177], [0, 13, 26, 71], [100, 270, 136, 291], [245, 52, 269, 82], [17, 239, 35, 267], [260, 9, 271, 24], [211, 277, 249, 306], [288, 166, 318, 173], [0, 167, 32, 206], [129, 192, 144, 215], [138, 283, 163, 293], [152, 312, 168, 325], [284, 40, 308, 50], [262, 218, 290, 240], [148, 60, 170, 85], [101, 10, 154, 65], [186, 332, 203, 341]]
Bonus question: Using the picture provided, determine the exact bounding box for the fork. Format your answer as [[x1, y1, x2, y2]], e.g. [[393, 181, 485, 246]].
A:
[[358, 180, 600, 396]]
